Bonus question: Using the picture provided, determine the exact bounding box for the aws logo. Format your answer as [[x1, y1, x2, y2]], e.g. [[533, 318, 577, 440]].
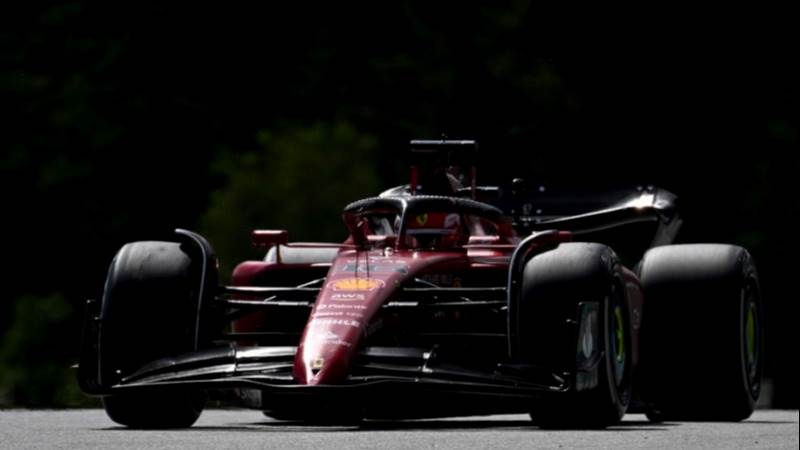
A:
[[330, 293, 366, 301]]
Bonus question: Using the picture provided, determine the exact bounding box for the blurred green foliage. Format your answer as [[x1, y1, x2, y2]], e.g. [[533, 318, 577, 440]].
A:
[[0, 294, 95, 407], [201, 122, 381, 278]]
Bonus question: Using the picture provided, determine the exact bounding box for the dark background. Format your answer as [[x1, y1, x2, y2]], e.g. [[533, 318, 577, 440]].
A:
[[1, 3, 797, 407]]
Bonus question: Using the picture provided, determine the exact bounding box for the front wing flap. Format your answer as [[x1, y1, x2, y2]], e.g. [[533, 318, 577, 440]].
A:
[[102, 345, 570, 402]]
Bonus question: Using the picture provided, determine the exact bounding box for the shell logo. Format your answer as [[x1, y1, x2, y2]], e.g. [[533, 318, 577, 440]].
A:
[[330, 277, 385, 291]]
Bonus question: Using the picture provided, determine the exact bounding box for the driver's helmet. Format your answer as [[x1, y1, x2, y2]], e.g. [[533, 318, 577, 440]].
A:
[[405, 212, 463, 249]]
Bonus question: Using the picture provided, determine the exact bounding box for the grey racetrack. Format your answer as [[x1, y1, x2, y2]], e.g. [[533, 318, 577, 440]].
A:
[[1, 409, 796, 449]]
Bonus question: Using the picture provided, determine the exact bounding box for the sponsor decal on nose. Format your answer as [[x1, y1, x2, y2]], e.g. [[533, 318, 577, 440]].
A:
[[330, 292, 366, 301], [311, 318, 361, 328], [330, 278, 385, 291], [340, 263, 408, 274]]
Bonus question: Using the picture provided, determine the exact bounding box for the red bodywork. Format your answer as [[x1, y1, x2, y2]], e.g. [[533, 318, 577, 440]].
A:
[[224, 153, 649, 391], [294, 250, 464, 385], [232, 228, 644, 386]]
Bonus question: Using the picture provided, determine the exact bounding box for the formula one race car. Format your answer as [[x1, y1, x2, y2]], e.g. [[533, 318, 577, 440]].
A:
[[79, 140, 762, 428]]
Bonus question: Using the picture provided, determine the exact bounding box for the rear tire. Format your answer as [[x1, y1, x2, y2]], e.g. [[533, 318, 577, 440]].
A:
[[99, 241, 205, 428], [519, 243, 632, 428], [638, 244, 762, 421]]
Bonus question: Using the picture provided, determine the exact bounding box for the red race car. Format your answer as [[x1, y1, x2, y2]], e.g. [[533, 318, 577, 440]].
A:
[[79, 140, 762, 428]]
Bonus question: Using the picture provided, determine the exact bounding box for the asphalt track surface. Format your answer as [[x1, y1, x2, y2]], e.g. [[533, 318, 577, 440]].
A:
[[1, 409, 796, 449]]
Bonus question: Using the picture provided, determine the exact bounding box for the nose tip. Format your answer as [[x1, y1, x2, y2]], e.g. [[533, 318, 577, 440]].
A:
[[294, 354, 328, 385]]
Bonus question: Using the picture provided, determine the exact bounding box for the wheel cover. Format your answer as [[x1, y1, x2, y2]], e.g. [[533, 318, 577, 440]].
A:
[[743, 286, 760, 395], [611, 302, 626, 386]]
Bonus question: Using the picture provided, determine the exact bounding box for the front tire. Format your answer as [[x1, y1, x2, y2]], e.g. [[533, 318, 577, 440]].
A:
[[104, 391, 204, 429], [98, 241, 206, 428], [518, 243, 632, 428]]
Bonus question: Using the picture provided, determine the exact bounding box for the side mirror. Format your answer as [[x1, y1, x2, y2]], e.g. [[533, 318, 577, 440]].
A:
[[252, 230, 289, 247], [367, 234, 397, 248]]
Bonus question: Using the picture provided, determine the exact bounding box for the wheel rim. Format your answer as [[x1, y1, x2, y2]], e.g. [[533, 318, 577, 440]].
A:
[[609, 288, 626, 387], [742, 284, 760, 396], [611, 304, 627, 386]]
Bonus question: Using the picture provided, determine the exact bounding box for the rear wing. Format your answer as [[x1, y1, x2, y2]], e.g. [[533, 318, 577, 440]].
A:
[[487, 184, 682, 253]]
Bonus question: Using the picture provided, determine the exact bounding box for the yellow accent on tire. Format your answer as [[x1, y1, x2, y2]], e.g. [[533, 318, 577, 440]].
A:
[[615, 306, 625, 363]]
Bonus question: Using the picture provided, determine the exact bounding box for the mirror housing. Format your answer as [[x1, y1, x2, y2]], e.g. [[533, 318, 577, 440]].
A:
[[252, 230, 289, 248]]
